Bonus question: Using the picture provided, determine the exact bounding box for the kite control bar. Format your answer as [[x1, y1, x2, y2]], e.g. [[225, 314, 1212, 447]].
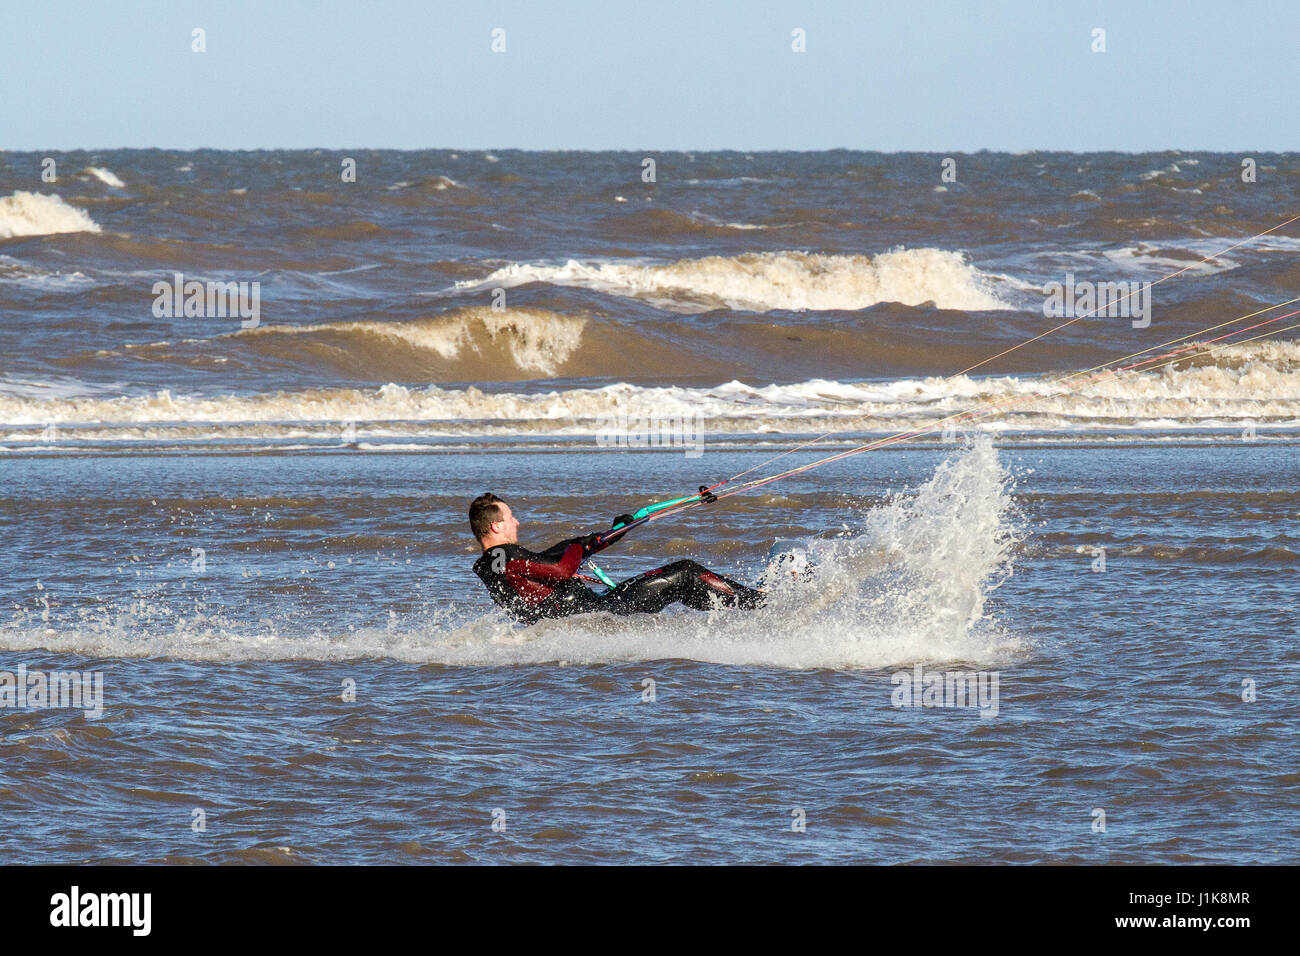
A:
[[584, 484, 719, 588], [607, 485, 717, 532]]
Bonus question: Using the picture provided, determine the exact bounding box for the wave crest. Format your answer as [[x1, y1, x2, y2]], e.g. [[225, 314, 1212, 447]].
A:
[[0, 192, 102, 239], [457, 249, 1008, 313], [243, 307, 587, 376], [3, 340, 1296, 442]]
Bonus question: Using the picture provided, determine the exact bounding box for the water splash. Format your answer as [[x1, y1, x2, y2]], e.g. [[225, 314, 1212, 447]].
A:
[[0, 441, 1029, 670]]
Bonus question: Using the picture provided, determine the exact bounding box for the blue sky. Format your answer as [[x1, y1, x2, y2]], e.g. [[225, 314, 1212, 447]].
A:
[[3, 0, 1297, 151]]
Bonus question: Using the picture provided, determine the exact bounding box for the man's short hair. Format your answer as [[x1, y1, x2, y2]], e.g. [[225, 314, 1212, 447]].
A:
[[469, 493, 507, 541]]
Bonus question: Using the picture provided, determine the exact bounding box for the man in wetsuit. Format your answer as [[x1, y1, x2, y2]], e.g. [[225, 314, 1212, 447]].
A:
[[468, 493, 764, 624]]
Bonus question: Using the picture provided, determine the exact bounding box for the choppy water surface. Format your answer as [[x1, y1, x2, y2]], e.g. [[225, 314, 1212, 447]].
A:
[[0, 441, 1295, 864], [0, 151, 1296, 863], [2, 150, 1299, 448]]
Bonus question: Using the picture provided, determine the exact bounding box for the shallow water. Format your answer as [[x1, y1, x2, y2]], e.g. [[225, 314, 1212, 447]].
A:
[[1, 440, 1295, 864]]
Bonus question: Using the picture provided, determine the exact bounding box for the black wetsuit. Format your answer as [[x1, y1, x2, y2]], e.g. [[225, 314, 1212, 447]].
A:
[[472, 534, 764, 625]]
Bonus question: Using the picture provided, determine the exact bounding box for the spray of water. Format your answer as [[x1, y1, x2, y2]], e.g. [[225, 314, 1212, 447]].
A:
[[0, 440, 1030, 670]]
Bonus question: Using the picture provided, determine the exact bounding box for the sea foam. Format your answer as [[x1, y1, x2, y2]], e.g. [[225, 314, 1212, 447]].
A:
[[0, 192, 102, 239], [455, 249, 1008, 313]]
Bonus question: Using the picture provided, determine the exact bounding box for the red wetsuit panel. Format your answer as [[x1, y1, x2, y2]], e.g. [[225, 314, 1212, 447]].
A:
[[503, 541, 584, 605]]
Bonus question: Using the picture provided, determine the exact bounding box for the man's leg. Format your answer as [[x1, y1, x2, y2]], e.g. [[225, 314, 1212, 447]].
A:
[[599, 559, 765, 615]]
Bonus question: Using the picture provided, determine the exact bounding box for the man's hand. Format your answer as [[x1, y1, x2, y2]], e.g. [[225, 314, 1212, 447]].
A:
[[582, 514, 636, 556]]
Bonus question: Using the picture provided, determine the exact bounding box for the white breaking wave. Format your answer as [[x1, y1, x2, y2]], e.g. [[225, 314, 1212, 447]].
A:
[[84, 166, 126, 188], [687, 211, 784, 230], [231, 308, 587, 375], [2, 339, 1297, 446], [1101, 241, 1238, 278], [0, 442, 1029, 670], [455, 249, 1009, 313], [1140, 162, 1183, 181], [0, 192, 102, 239]]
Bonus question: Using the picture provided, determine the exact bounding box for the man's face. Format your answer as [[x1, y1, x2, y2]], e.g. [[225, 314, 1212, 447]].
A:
[[490, 502, 519, 543]]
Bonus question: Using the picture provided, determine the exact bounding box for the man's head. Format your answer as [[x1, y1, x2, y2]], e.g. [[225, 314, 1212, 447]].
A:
[[469, 492, 519, 547]]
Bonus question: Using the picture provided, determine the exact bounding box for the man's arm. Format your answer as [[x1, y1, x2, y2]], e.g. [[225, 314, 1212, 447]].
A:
[[507, 540, 585, 584], [533, 521, 629, 562], [532, 536, 588, 563]]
